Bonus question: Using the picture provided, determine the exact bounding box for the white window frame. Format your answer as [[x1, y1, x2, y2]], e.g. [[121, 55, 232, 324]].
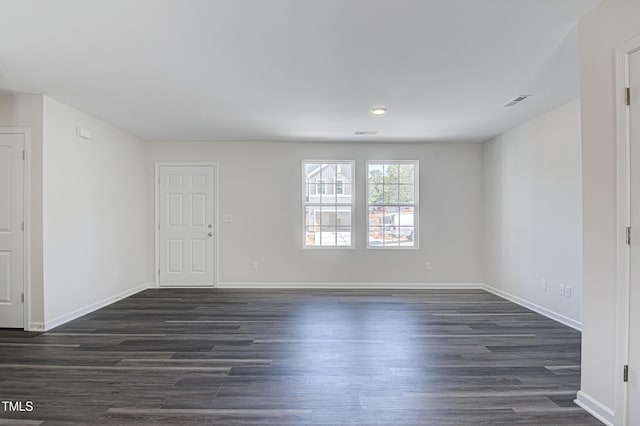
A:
[[302, 160, 355, 249], [366, 160, 419, 249]]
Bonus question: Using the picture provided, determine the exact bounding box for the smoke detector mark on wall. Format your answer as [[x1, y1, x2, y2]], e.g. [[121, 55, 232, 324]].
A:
[[503, 95, 533, 107], [76, 126, 92, 139]]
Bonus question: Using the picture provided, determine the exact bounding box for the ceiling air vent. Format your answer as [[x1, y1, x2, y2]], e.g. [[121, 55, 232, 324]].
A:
[[354, 130, 378, 135], [503, 94, 533, 107]]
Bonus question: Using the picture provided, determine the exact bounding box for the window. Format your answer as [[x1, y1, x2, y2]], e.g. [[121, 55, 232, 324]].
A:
[[303, 161, 354, 248], [367, 161, 418, 248]]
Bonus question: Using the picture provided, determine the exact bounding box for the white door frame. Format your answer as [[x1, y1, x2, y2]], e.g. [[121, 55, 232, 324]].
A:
[[0, 127, 32, 330], [615, 33, 640, 426], [155, 162, 219, 288]]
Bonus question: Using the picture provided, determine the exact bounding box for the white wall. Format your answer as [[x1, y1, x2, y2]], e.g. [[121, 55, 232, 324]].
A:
[[483, 99, 583, 325], [578, 0, 640, 419], [145, 141, 483, 285], [42, 96, 148, 324], [0, 93, 44, 327]]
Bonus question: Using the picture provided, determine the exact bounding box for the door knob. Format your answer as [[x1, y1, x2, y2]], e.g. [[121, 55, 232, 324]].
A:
[[208, 232, 213, 237]]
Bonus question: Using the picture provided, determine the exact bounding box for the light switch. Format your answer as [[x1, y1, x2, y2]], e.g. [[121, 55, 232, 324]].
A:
[[222, 214, 233, 223]]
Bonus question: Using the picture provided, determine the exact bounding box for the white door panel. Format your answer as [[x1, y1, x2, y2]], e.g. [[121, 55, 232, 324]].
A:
[[629, 48, 640, 425], [0, 133, 24, 328], [159, 165, 215, 286]]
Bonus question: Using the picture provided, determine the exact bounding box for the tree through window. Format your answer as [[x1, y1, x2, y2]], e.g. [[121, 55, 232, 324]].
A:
[[367, 161, 418, 248]]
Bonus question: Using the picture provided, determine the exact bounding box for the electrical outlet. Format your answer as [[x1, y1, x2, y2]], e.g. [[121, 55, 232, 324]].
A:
[[425, 262, 432, 271], [565, 286, 572, 298], [540, 279, 547, 291], [251, 261, 258, 271], [559, 284, 565, 296]]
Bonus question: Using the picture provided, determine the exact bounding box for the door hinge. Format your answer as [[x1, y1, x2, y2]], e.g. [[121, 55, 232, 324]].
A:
[[627, 226, 632, 245], [21, 293, 24, 303], [22, 150, 25, 160], [158, 177, 160, 185], [21, 221, 24, 231], [624, 365, 629, 382], [626, 87, 631, 106], [158, 268, 160, 276], [158, 223, 160, 230]]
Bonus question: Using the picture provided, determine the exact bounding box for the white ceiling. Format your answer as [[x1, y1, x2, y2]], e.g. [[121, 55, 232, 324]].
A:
[[0, 0, 598, 143]]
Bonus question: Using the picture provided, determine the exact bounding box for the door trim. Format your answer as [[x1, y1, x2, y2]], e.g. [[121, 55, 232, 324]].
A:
[[615, 34, 640, 426], [154, 162, 219, 288], [0, 127, 31, 330]]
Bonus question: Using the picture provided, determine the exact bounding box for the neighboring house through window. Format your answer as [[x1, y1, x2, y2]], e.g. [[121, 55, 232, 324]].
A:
[[303, 161, 354, 247]]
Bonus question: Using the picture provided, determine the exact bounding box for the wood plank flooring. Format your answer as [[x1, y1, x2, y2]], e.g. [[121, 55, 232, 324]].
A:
[[0, 289, 601, 425]]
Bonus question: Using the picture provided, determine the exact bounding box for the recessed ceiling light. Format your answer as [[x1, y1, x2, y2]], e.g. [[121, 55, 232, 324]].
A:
[[355, 130, 378, 135], [371, 107, 387, 115]]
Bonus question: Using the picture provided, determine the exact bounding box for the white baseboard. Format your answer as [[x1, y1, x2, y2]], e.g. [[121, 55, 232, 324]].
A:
[[217, 282, 485, 290], [43, 282, 154, 331], [575, 391, 614, 426], [482, 284, 582, 331], [158, 285, 215, 288]]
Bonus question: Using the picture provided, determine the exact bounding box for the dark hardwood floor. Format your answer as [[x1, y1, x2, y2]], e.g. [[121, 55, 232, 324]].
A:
[[0, 289, 600, 425]]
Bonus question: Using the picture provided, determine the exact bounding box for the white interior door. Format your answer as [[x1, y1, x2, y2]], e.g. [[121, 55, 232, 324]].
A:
[[158, 165, 215, 286], [0, 132, 24, 328], [628, 48, 640, 425]]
